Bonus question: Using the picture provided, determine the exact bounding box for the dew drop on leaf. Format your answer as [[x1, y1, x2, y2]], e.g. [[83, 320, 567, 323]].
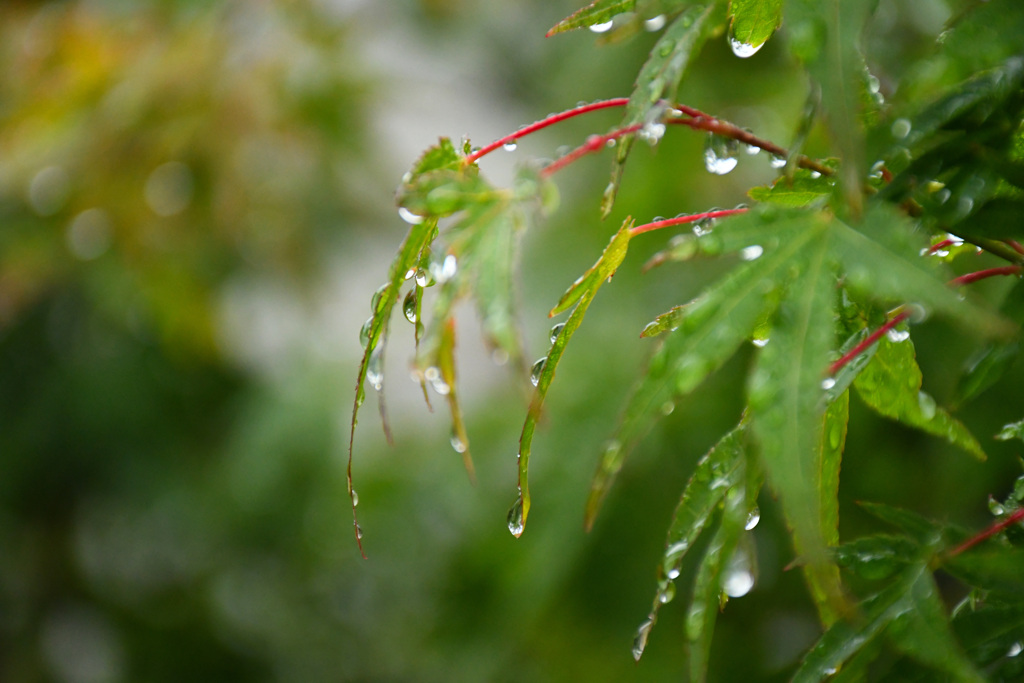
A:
[[371, 282, 390, 313], [530, 357, 547, 387], [367, 347, 384, 391], [722, 551, 755, 598], [1008, 641, 1023, 657], [886, 328, 909, 343], [821, 378, 836, 390], [355, 524, 364, 540], [752, 336, 769, 348], [398, 206, 424, 225], [891, 118, 912, 139], [414, 268, 434, 288], [658, 39, 675, 57], [704, 134, 739, 174], [745, 507, 761, 530], [450, 431, 467, 454], [740, 244, 763, 261], [917, 392, 937, 420], [549, 322, 565, 345], [359, 317, 373, 348], [589, 20, 613, 33], [989, 495, 1005, 516], [402, 290, 418, 323], [632, 617, 654, 661], [666, 566, 681, 580], [728, 35, 763, 58], [644, 15, 666, 31], [351, 490, 359, 507], [507, 495, 525, 537], [404, 268, 416, 280], [658, 580, 676, 604]]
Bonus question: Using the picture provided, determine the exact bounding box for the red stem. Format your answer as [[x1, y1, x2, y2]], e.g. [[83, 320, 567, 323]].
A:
[[947, 507, 1024, 557], [540, 124, 643, 177], [949, 265, 1023, 287], [1007, 240, 1024, 255], [629, 208, 749, 236], [929, 239, 955, 253], [464, 98, 629, 166], [828, 310, 911, 376]]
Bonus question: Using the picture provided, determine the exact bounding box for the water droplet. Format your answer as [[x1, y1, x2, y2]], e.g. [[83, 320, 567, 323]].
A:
[[644, 14, 666, 31], [414, 268, 434, 288], [398, 206, 424, 224], [741, 129, 761, 155], [869, 160, 886, 181], [491, 348, 510, 366], [666, 566, 681, 580], [640, 121, 667, 146], [823, 666, 838, 676], [450, 431, 467, 454], [503, 140, 518, 151], [632, 618, 654, 661], [906, 304, 928, 324], [404, 268, 416, 280], [769, 154, 787, 169], [886, 328, 909, 343], [704, 134, 739, 175], [729, 35, 763, 58], [370, 283, 389, 313], [917, 392, 936, 420], [355, 523, 364, 540], [359, 317, 374, 348], [1008, 641, 1023, 657], [741, 245, 763, 261], [660, 401, 675, 416], [745, 507, 761, 530], [989, 495, 1006, 516], [891, 118, 912, 139], [605, 137, 616, 148], [530, 357, 547, 387], [810, 170, 821, 179], [723, 553, 755, 598], [549, 322, 566, 345], [658, 581, 676, 604], [351, 490, 359, 506], [658, 39, 676, 57], [821, 378, 836, 390], [367, 347, 384, 391], [589, 20, 613, 33], [752, 337, 769, 348], [431, 254, 458, 283], [403, 290, 418, 323], [507, 496, 525, 537]]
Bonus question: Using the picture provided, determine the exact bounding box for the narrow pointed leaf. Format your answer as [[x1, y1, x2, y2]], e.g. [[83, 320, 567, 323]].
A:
[[853, 333, 987, 461], [857, 501, 943, 545], [747, 168, 834, 207], [516, 221, 633, 534], [955, 198, 1024, 241], [438, 319, 475, 481], [728, 0, 783, 53], [748, 224, 846, 624], [885, 570, 987, 682], [834, 535, 919, 581], [585, 225, 821, 528], [546, 0, 635, 36], [956, 275, 1024, 405], [473, 208, 526, 369], [945, 543, 1024, 596], [953, 602, 1024, 669], [833, 204, 1010, 337], [602, 3, 717, 216], [818, 388, 849, 549]]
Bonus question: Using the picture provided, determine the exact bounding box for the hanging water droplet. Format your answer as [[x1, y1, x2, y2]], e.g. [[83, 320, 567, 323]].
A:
[[450, 431, 467, 454], [644, 14, 666, 31], [549, 322, 565, 345], [823, 667, 838, 676], [589, 20, 613, 33], [745, 507, 761, 530], [988, 495, 1006, 516], [507, 495, 525, 537], [666, 566, 681, 580], [1007, 641, 1023, 657], [752, 336, 769, 348], [403, 290, 418, 323], [530, 357, 547, 387], [722, 551, 755, 598], [869, 160, 886, 180], [728, 35, 763, 58], [398, 206, 424, 224], [359, 317, 374, 348], [821, 377, 836, 390], [660, 401, 675, 416], [917, 392, 937, 420], [371, 283, 390, 313], [891, 118, 912, 139], [404, 268, 416, 280], [503, 140, 518, 152], [704, 133, 739, 175], [632, 617, 654, 661], [742, 130, 761, 155], [351, 490, 359, 507], [740, 244, 763, 261], [367, 347, 384, 391], [769, 154, 787, 169], [866, 74, 881, 94], [431, 254, 458, 284], [658, 581, 676, 604], [414, 268, 435, 288], [906, 303, 928, 324], [355, 523, 364, 540], [886, 328, 909, 343]]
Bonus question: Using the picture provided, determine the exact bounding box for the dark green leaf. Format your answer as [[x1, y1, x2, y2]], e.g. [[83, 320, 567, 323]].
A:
[[728, 0, 782, 53], [835, 535, 919, 581], [996, 418, 1024, 443], [858, 501, 944, 546], [945, 543, 1024, 596], [956, 278, 1024, 406], [953, 601, 1024, 668], [956, 198, 1024, 241], [853, 333, 987, 461]]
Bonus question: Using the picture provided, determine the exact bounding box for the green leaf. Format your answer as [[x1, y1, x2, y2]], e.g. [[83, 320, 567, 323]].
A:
[[728, 0, 783, 52], [953, 601, 1024, 668], [853, 333, 987, 461], [818, 388, 849, 550], [833, 203, 1010, 338], [471, 207, 526, 370], [835, 535, 919, 581], [602, 3, 718, 216], [409, 136, 464, 176], [747, 168, 834, 207], [858, 501, 944, 546], [792, 563, 929, 683], [748, 221, 846, 624], [546, 0, 635, 36], [956, 277, 1024, 406], [513, 221, 633, 536], [586, 220, 822, 528], [437, 319, 475, 481], [956, 197, 1024, 241], [945, 543, 1024, 596], [996, 418, 1024, 443], [884, 571, 987, 682]]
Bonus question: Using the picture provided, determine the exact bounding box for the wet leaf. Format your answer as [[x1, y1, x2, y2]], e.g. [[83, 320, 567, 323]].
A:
[[858, 501, 944, 546], [996, 418, 1024, 444], [515, 221, 633, 535], [438, 319, 475, 481], [472, 207, 526, 370], [834, 534, 919, 581], [728, 0, 782, 53], [546, 0, 635, 36], [854, 333, 987, 461], [956, 278, 1024, 406], [602, 3, 719, 216], [945, 543, 1024, 596], [747, 167, 834, 207], [953, 601, 1024, 668], [956, 198, 1024, 241], [818, 388, 849, 550]]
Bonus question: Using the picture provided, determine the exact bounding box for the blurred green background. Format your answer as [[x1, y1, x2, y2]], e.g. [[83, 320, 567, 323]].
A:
[[2, 1, 1022, 681]]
